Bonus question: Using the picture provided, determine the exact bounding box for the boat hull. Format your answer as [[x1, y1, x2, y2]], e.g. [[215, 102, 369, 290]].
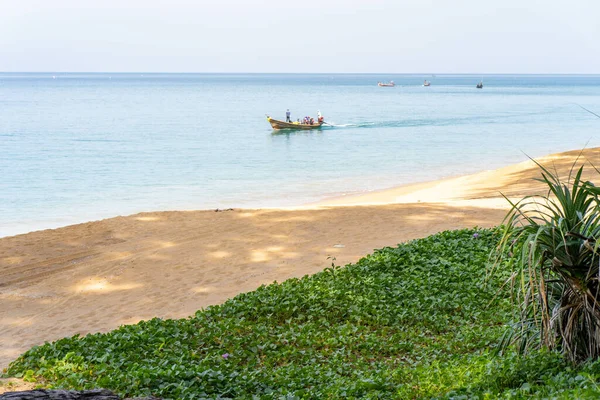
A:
[[267, 117, 323, 130]]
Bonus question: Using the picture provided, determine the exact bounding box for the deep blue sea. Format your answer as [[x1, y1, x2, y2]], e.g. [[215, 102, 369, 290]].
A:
[[1, 73, 600, 237]]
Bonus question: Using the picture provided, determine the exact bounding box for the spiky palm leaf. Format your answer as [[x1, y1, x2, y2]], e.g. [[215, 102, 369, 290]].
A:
[[498, 160, 600, 362]]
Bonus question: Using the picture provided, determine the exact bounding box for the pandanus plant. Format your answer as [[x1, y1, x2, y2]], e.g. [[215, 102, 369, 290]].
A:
[[498, 159, 600, 363]]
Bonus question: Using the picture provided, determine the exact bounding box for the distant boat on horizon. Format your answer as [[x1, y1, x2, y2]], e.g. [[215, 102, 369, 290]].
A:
[[423, 80, 431, 87], [377, 81, 395, 87], [476, 81, 483, 89]]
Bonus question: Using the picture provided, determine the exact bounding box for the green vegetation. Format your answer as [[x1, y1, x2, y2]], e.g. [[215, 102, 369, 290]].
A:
[[500, 162, 600, 363], [6, 228, 600, 398]]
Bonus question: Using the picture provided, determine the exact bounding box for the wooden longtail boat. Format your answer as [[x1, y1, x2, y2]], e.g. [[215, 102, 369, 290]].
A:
[[266, 116, 323, 130]]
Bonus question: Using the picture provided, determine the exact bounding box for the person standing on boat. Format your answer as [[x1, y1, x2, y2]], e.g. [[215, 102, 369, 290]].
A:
[[286, 109, 291, 122], [317, 110, 323, 123]]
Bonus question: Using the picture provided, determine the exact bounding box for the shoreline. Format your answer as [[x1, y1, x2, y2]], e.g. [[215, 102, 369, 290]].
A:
[[2, 147, 600, 370], [0, 161, 540, 240], [315, 147, 600, 207], [0, 145, 592, 240]]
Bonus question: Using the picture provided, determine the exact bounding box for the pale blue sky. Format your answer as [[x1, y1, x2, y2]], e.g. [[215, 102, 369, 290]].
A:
[[1, 0, 599, 73]]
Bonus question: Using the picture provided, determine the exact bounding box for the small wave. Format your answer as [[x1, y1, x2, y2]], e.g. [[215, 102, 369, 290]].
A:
[[72, 139, 130, 143]]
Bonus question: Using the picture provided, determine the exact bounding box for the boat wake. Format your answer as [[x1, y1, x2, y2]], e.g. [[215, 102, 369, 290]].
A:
[[326, 120, 427, 129], [324, 122, 375, 128], [325, 111, 551, 130]]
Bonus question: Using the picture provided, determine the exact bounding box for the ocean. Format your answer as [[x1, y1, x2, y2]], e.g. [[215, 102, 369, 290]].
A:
[[1, 73, 600, 237]]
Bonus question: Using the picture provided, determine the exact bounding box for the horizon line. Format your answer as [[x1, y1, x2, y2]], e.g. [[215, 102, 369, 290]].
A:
[[1, 71, 600, 76]]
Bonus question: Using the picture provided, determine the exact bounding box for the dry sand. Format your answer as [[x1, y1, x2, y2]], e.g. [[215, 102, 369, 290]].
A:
[[1, 147, 600, 371]]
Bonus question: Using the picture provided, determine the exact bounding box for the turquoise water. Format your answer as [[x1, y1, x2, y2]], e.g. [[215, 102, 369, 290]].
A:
[[1, 73, 600, 237]]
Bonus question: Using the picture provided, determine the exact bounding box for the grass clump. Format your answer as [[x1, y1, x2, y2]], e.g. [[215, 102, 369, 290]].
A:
[[6, 228, 600, 398]]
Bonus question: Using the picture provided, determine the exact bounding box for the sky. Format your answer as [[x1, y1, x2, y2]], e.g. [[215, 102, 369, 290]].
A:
[[1, 0, 599, 73]]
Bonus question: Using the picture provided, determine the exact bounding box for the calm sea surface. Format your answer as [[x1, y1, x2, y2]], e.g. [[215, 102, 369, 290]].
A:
[[1, 73, 600, 237]]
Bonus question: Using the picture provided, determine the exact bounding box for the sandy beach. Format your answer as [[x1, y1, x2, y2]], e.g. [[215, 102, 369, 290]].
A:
[[1, 147, 600, 371]]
